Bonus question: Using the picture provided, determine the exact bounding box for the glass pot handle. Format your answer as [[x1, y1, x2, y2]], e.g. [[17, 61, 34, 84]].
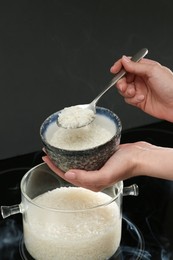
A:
[[1, 185, 139, 219], [1, 204, 22, 219], [123, 184, 139, 196]]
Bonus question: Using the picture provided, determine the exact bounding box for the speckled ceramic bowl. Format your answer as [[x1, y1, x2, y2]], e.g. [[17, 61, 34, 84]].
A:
[[40, 106, 122, 172]]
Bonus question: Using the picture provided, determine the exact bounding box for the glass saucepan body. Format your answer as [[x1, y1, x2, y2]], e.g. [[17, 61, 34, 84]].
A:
[[1, 163, 138, 260]]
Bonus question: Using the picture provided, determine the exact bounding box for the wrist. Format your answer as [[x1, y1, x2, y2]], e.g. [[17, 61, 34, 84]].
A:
[[134, 142, 173, 180]]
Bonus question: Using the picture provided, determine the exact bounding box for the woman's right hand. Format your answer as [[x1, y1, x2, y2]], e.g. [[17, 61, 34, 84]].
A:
[[110, 56, 173, 122]]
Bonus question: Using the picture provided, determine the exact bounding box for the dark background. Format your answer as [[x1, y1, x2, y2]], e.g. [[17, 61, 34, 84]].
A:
[[1, 0, 173, 159]]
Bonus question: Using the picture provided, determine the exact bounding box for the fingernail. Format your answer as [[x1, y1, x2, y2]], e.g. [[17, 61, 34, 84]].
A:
[[117, 83, 123, 92], [42, 147, 46, 154], [65, 171, 76, 180], [137, 95, 145, 102], [122, 55, 131, 62], [110, 64, 116, 71]]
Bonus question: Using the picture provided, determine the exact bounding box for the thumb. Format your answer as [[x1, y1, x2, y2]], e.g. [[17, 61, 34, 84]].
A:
[[121, 55, 150, 77]]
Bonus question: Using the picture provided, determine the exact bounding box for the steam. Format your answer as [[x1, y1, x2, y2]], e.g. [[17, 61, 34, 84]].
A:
[[0, 218, 22, 259], [116, 246, 151, 260], [146, 213, 173, 259], [161, 249, 173, 260], [0, 215, 172, 259]]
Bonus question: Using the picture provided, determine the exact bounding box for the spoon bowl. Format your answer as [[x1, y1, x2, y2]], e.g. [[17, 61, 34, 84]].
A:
[[58, 48, 148, 129]]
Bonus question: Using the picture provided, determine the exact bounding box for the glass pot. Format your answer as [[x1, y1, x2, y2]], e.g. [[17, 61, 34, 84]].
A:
[[1, 163, 138, 260]]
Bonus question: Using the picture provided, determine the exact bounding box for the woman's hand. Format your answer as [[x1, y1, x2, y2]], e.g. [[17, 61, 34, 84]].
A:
[[42, 141, 163, 191], [42, 56, 173, 191], [111, 56, 173, 122], [43, 141, 173, 191]]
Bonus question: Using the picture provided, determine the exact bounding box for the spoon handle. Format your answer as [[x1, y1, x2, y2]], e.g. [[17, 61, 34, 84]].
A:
[[91, 48, 148, 106]]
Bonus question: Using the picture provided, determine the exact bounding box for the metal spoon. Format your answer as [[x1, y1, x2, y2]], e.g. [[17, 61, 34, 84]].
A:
[[58, 48, 148, 128]]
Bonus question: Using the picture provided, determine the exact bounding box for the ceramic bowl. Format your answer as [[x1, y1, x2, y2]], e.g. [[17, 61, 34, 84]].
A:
[[40, 106, 122, 172]]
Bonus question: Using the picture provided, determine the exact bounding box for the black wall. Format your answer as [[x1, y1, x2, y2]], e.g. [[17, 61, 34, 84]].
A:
[[1, 0, 173, 159]]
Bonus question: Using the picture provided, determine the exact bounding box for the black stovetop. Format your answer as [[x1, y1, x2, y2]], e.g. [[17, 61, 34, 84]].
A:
[[0, 121, 173, 260]]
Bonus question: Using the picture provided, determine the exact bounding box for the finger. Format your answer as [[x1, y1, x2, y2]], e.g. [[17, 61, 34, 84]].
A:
[[121, 56, 156, 76], [64, 168, 116, 192], [42, 156, 104, 191], [123, 84, 136, 98], [117, 82, 136, 98], [125, 94, 145, 106], [116, 78, 127, 92], [42, 147, 46, 154], [138, 58, 160, 65], [110, 56, 159, 75], [110, 56, 132, 73], [64, 149, 128, 191], [110, 58, 123, 73], [116, 76, 135, 93]]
